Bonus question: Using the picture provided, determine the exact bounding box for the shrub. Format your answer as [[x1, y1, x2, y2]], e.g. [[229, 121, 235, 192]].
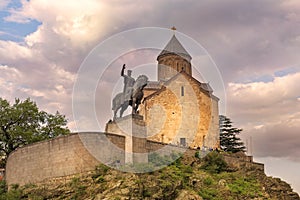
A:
[[92, 164, 110, 181], [200, 151, 228, 174], [149, 152, 182, 168], [195, 151, 200, 158], [149, 152, 171, 167], [228, 177, 263, 198], [0, 181, 7, 195], [203, 177, 214, 186], [198, 188, 219, 200]]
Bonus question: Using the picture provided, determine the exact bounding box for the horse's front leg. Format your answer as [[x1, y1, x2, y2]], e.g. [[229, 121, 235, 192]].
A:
[[120, 101, 128, 117], [113, 109, 117, 120], [131, 99, 136, 114], [135, 99, 140, 114]]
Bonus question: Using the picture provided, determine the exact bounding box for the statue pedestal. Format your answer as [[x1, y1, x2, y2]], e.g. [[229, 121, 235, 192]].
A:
[[105, 114, 148, 164]]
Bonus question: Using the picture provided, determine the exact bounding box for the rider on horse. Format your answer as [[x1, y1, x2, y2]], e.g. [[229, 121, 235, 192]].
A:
[[121, 64, 135, 102], [112, 64, 148, 119]]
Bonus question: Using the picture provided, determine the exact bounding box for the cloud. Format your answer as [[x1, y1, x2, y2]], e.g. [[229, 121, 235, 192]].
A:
[[251, 117, 300, 161], [227, 71, 300, 120], [6, 0, 127, 46], [0, 0, 10, 9], [227, 71, 300, 160], [1, 0, 300, 142], [0, 40, 33, 59]]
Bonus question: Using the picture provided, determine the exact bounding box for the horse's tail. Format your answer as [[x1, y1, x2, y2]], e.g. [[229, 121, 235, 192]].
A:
[[112, 95, 117, 110], [112, 98, 116, 110]]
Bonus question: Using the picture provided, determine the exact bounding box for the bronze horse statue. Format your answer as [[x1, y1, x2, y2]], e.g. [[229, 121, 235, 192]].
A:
[[112, 75, 148, 119]]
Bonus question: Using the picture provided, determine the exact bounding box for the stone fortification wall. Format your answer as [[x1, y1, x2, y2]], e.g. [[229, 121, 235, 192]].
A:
[[6, 132, 263, 187], [222, 152, 264, 172], [5, 132, 125, 186]]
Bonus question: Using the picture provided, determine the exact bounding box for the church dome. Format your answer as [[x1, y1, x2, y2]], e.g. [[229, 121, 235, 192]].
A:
[[157, 35, 192, 62]]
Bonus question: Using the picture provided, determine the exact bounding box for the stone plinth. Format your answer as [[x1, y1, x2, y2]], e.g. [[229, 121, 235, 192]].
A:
[[105, 114, 148, 164]]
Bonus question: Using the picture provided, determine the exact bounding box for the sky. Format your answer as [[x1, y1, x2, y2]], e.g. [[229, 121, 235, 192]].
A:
[[0, 0, 299, 193]]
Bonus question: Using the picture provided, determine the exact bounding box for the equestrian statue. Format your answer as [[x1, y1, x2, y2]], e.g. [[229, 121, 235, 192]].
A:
[[112, 64, 148, 120]]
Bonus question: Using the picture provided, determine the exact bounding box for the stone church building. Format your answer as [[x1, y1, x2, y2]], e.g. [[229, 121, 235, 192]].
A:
[[139, 34, 220, 149]]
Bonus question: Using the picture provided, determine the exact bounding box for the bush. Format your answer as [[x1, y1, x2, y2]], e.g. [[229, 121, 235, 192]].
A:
[[228, 177, 263, 198], [203, 177, 214, 186], [149, 152, 182, 168], [95, 164, 109, 174], [200, 152, 228, 174], [195, 151, 200, 158], [149, 152, 171, 167], [0, 181, 7, 195], [198, 188, 219, 200], [92, 164, 110, 181]]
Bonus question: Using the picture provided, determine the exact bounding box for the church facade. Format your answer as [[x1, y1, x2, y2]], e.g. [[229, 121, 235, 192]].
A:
[[139, 35, 220, 149]]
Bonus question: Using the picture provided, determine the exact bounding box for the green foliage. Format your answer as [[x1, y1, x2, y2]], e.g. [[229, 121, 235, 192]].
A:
[[0, 97, 70, 167], [198, 187, 219, 200], [228, 177, 263, 198], [201, 151, 228, 174], [149, 152, 172, 167], [0, 183, 22, 200], [4, 189, 22, 200], [10, 184, 19, 190], [203, 177, 214, 186], [0, 180, 7, 195], [136, 152, 183, 172], [69, 177, 87, 199], [142, 188, 151, 198], [93, 164, 109, 177], [119, 152, 182, 173], [219, 115, 246, 153]]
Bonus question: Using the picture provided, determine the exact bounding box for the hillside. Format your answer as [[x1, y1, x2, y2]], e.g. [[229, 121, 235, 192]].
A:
[[1, 152, 299, 200]]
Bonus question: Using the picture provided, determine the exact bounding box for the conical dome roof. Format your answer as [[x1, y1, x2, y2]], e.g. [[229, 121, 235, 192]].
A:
[[158, 35, 192, 61]]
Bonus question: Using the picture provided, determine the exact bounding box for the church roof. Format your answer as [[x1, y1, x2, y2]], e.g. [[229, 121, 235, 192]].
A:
[[144, 81, 161, 90], [158, 35, 192, 61], [144, 71, 219, 101]]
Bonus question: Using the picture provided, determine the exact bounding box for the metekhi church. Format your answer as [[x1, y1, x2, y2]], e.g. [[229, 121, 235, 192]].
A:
[[139, 33, 220, 149]]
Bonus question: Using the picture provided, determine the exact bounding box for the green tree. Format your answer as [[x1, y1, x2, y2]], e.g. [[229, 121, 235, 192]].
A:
[[0, 98, 70, 167], [219, 115, 245, 153]]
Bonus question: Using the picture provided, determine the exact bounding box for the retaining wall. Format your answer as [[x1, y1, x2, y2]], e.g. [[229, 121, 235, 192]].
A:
[[5, 132, 125, 186]]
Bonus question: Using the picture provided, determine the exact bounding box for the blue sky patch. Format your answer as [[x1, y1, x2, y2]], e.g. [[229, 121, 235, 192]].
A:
[[7, 0, 23, 10], [249, 74, 274, 83], [0, 0, 41, 42], [274, 66, 299, 77], [235, 74, 275, 84]]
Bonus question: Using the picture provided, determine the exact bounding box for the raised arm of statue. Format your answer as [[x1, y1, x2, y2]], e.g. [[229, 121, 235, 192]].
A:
[[121, 64, 126, 77]]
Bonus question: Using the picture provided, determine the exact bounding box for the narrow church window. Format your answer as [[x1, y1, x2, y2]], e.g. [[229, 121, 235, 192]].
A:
[[181, 86, 184, 96]]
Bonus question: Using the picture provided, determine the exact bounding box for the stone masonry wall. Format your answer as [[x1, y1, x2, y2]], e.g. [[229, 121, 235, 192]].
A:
[[5, 132, 125, 186], [140, 73, 219, 149], [5, 132, 263, 186], [222, 153, 264, 172]]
